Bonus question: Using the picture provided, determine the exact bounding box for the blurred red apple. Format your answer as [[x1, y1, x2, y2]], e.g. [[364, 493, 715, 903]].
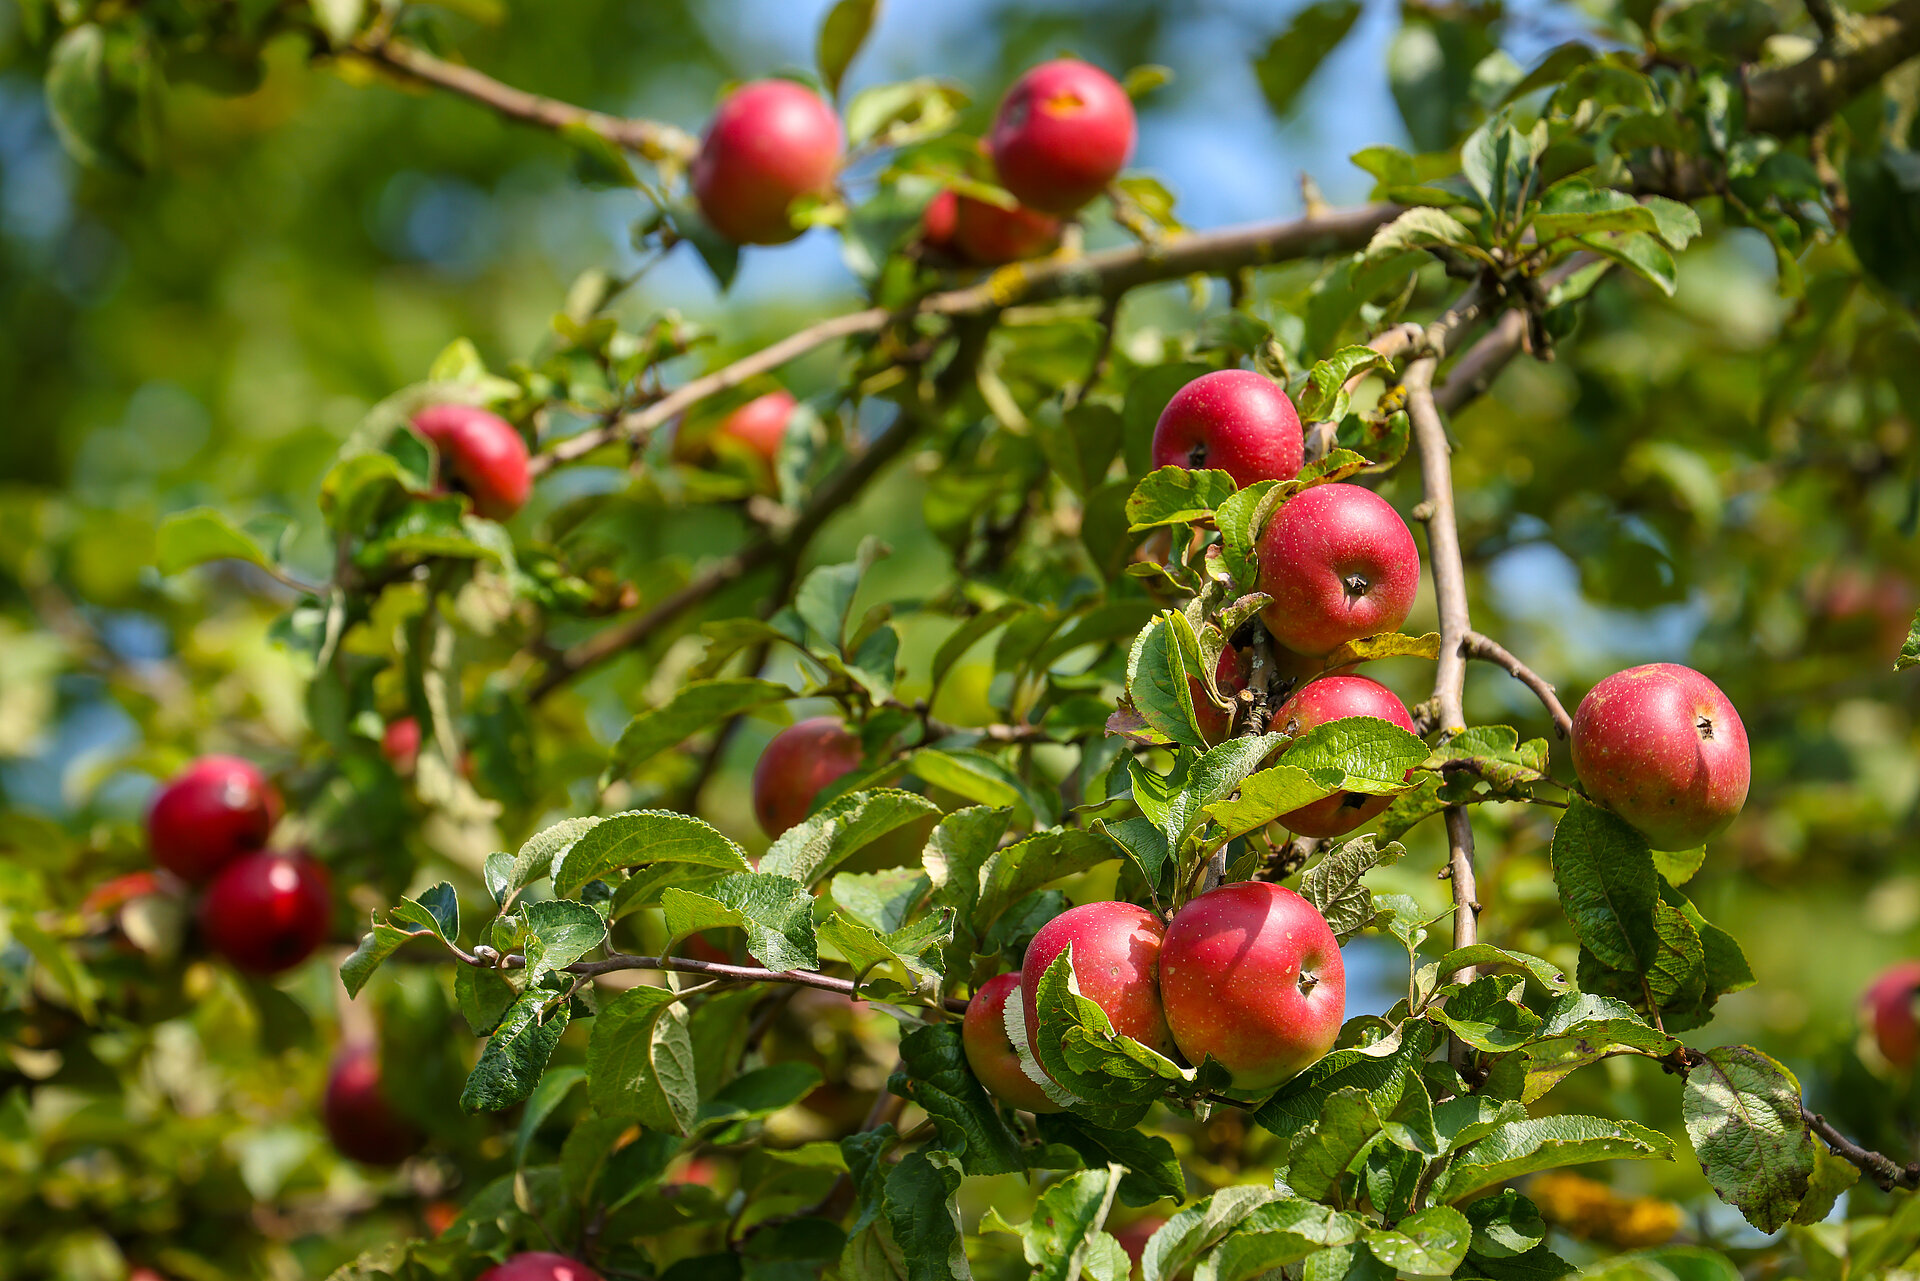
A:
[[988, 59, 1135, 215], [324, 1042, 425, 1166], [146, 755, 279, 883], [751, 717, 864, 838], [410, 404, 532, 520], [199, 850, 332, 974], [692, 80, 842, 245]]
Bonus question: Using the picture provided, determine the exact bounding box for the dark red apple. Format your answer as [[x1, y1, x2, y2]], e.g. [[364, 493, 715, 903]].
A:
[[410, 404, 533, 520], [1152, 370, 1305, 489], [715, 390, 797, 463], [1192, 646, 1252, 746], [1866, 961, 1920, 1069], [1256, 483, 1420, 656], [1271, 675, 1418, 839], [950, 193, 1062, 265], [751, 717, 864, 838], [987, 59, 1136, 215], [1020, 901, 1174, 1059], [476, 1254, 603, 1281], [198, 850, 332, 974], [1570, 663, 1750, 852], [381, 716, 421, 776], [324, 1042, 425, 1166], [691, 80, 843, 245], [146, 755, 280, 883], [962, 972, 1063, 1113], [1160, 881, 1345, 1094]]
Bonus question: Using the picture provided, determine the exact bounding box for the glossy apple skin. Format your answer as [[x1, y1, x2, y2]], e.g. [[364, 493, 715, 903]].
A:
[[1021, 901, 1175, 1060], [962, 972, 1064, 1113], [1570, 663, 1750, 852], [716, 390, 798, 463], [692, 80, 843, 245], [751, 717, 864, 838], [146, 755, 280, 883], [1192, 646, 1252, 746], [324, 1042, 425, 1166], [476, 1253, 603, 1281], [198, 850, 332, 974], [1866, 961, 1920, 1069], [988, 59, 1136, 215], [1159, 881, 1345, 1094], [1152, 370, 1305, 490], [411, 404, 533, 520], [1272, 675, 1418, 838], [1256, 483, 1420, 657]]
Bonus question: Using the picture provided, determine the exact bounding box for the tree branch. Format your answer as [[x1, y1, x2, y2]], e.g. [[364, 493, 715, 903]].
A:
[[1805, 1109, 1920, 1191], [351, 37, 697, 165], [1747, 0, 1920, 134], [1463, 629, 1575, 742], [494, 949, 971, 1015]]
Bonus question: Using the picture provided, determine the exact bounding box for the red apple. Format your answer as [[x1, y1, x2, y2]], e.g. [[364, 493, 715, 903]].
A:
[[751, 717, 864, 838], [1256, 483, 1420, 656], [715, 390, 798, 463], [1021, 901, 1175, 1060], [1570, 663, 1750, 852], [691, 80, 843, 246], [128, 1270, 168, 1281], [1160, 881, 1345, 1094], [1152, 370, 1304, 489], [476, 1254, 603, 1281], [921, 189, 960, 252], [1113, 1216, 1166, 1271], [1271, 675, 1418, 839], [950, 193, 1062, 265], [987, 59, 1136, 215], [1866, 961, 1920, 1069], [411, 404, 533, 520], [381, 716, 421, 776], [962, 972, 1064, 1113], [1192, 646, 1252, 746], [199, 850, 332, 974], [146, 755, 280, 883], [324, 1042, 425, 1166]]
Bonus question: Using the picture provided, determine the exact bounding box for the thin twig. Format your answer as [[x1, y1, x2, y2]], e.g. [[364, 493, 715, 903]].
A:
[[1805, 1110, 1920, 1191], [492, 949, 971, 1015], [1463, 630, 1576, 741], [1747, 0, 1920, 133]]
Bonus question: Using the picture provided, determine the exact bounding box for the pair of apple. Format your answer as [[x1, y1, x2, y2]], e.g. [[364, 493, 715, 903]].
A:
[[963, 882, 1346, 1108]]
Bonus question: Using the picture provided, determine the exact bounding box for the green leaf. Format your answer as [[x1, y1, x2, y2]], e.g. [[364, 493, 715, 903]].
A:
[[454, 963, 517, 1036], [1097, 816, 1173, 890], [1575, 230, 1678, 296], [339, 918, 419, 999], [1368, 1205, 1470, 1277], [1299, 346, 1388, 424], [1429, 974, 1544, 1052], [1206, 763, 1334, 841], [1283, 715, 1430, 793], [794, 537, 888, 653], [761, 788, 942, 887], [1142, 1187, 1282, 1281], [1217, 480, 1284, 588], [818, 909, 946, 999], [1520, 992, 1677, 1102], [1251, 0, 1363, 118], [882, 1149, 971, 1281], [1550, 795, 1660, 975], [1431, 1115, 1673, 1202], [1035, 1113, 1185, 1208], [1300, 836, 1408, 943], [509, 815, 603, 893], [932, 603, 1025, 692], [1436, 945, 1572, 995], [155, 508, 278, 577], [889, 1021, 1024, 1176], [1163, 733, 1285, 853], [1364, 207, 1475, 261], [552, 810, 751, 898], [1653, 844, 1708, 887], [1025, 945, 1190, 1129], [1286, 1087, 1385, 1200], [520, 899, 607, 984], [1201, 1200, 1368, 1281], [45, 24, 145, 172], [1461, 113, 1538, 225], [1899, 606, 1920, 671], [1681, 1045, 1815, 1233], [660, 873, 818, 972], [512, 1065, 585, 1167], [1126, 465, 1239, 531], [1531, 180, 1657, 242], [815, 0, 877, 98], [980, 1164, 1123, 1281], [1792, 1137, 1862, 1226], [460, 991, 570, 1112], [698, 1061, 823, 1129], [976, 827, 1119, 932], [1258, 1019, 1436, 1139], [910, 748, 1024, 810], [1642, 196, 1702, 251], [587, 985, 699, 1135], [602, 680, 793, 784]]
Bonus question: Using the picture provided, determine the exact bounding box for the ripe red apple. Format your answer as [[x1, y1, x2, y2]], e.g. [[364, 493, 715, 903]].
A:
[[381, 716, 421, 775], [198, 850, 332, 974], [1570, 663, 1750, 852], [751, 717, 864, 838], [324, 1042, 425, 1166], [962, 972, 1063, 1113], [1159, 881, 1345, 1093], [691, 80, 843, 245], [715, 390, 798, 464], [1256, 483, 1420, 656], [1192, 646, 1252, 746], [1271, 675, 1418, 839], [987, 59, 1136, 215], [411, 404, 533, 520], [951, 193, 1062, 265], [146, 755, 280, 883], [1020, 901, 1175, 1060], [922, 189, 959, 252], [1152, 370, 1305, 489], [476, 1253, 603, 1281], [1113, 1216, 1166, 1271], [1866, 962, 1920, 1069]]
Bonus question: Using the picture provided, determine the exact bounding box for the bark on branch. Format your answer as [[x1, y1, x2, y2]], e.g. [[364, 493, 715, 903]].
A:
[[1747, 0, 1920, 134]]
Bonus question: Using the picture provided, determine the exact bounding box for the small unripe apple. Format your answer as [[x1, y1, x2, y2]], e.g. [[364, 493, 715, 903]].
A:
[[199, 850, 332, 974], [1570, 663, 1750, 852], [476, 1253, 603, 1281], [949, 193, 1062, 265], [324, 1042, 425, 1166], [1191, 647, 1252, 746], [988, 60, 1136, 215], [1020, 901, 1175, 1060], [381, 716, 422, 776], [1256, 483, 1420, 656], [1159, 881, 1345, 1093], [692, 80, 843, 245], [1271, 676, 1418, 838], [146, 755, 280, 883], [962, 972, 1063, 1113], [1152, 370, 1305, 489], [1866, 961, 1920, 1069], [715, 390, 798, 463], [751, 717, 864, 837], [411, 404, 533, 520]]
